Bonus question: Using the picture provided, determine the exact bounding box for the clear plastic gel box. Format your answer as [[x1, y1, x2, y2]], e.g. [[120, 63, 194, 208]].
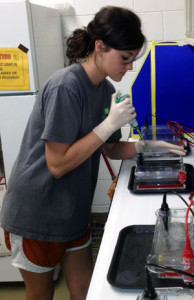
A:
[[147, 208, 194, 279]]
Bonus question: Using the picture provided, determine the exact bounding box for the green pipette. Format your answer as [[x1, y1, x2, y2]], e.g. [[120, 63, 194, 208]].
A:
[[116, 93, 151, 151]]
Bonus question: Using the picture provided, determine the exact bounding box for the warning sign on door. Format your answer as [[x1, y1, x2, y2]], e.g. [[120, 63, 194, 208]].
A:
[[0, 48, 29, 90]]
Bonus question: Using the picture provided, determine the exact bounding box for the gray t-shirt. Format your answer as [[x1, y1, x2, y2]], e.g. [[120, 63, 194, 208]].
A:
[[1, 64, 121, 242]]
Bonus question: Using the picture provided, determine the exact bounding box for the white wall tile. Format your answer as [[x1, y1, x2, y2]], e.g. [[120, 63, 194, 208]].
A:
[[74, 0, 134, 15], [121, 126, 131, 141], [108, 71, 137, 96], [92, 179, 112, 212], [140, 12, 163, 42], [97, 126, 130, 182], [135, 41, 151, 70], [134, 0, 184, 12], [162, 0, 184, 11], [98, 156, 112, 180], [0, 186, 6, 210], [135, 0, 163, 12], [91, 204, 110, 213], [163, 11, 185, 41], [98, 153, 121, 180]]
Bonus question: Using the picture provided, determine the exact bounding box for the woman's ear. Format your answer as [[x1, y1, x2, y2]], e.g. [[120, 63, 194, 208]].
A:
[[95, 40, 106, 54]]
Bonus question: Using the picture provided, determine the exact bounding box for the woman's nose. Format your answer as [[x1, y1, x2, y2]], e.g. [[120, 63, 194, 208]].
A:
[[126, 62, 133, 71]]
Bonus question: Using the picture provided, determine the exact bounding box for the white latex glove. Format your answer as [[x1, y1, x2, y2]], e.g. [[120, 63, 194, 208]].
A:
[[135, 140, 186, 156], [93, 92, 136, 142]]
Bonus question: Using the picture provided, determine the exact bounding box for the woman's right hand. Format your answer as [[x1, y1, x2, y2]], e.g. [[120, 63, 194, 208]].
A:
[[93, 91, 136, 142], [107, 92, 136, 131]]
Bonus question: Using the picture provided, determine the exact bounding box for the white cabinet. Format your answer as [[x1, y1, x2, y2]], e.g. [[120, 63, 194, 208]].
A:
[[185, 0, 194, 45]]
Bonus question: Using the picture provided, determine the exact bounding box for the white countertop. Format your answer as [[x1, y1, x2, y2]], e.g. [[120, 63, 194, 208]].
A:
[[87, 147, 194, 300]]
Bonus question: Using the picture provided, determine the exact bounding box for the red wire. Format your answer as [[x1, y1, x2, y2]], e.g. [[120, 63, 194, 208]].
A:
[[101, 150, 116, 179], [167, 120, 194, 147], [183, 192, 194, 259]]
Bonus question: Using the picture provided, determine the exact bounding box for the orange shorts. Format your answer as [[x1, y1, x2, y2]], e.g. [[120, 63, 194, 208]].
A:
[[4, 228, 91, 273]]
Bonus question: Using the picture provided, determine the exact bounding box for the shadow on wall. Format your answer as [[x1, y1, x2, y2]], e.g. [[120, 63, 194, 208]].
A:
[[54, 3, 76, 15]]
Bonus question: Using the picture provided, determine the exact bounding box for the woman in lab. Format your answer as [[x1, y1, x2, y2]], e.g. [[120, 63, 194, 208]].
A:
[[1, 6, 185, 300]]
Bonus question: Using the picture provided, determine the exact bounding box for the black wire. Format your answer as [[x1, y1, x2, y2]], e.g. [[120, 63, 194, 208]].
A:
[[142, 262, 194, 299], [145, 113, 194, 131], [172, 191, 194, 216], [142, 266, 158, 299], [146, 263, 194, 279], [145, 113, 167, 124], [161, 193, 170, 232], [144, 114, 194, 146]]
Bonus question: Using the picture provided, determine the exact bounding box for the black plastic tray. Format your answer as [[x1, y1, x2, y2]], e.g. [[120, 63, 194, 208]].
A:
[[128, 163, 194, 194], [107, 225, 189, 289]]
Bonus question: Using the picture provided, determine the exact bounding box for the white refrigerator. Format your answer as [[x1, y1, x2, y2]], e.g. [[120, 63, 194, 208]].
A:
[[0, 0, 64, 281]]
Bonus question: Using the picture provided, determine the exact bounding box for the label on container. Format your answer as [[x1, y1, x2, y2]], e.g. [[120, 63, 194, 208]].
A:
[[0, 48, 29, 90]]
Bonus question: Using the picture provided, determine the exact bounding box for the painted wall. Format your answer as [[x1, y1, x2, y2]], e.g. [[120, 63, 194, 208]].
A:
[[30, 0, 185, 212]]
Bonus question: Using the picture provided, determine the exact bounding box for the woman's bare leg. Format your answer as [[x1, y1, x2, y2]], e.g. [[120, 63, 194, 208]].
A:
[[19, 268, 55, 300], [61, 244, 93, 300]]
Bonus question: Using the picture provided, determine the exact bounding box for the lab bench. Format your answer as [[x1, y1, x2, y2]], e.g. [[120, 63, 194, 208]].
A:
[[86, 146, 194, 300]]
